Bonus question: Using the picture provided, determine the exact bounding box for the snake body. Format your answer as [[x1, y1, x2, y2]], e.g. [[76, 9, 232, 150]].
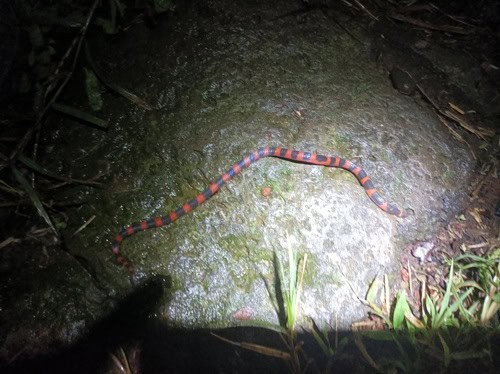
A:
[[111, 147, 406, 273]]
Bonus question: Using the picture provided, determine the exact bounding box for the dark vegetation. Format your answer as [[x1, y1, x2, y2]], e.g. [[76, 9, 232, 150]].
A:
[[0, 0, 498, 372]]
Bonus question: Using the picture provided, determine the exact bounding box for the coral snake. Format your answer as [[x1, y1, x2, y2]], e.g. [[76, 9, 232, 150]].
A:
[[111, 147, 406, 273]]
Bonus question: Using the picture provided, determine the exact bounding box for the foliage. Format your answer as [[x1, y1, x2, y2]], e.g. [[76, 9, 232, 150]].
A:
[[214, 239, 498, 372], [152, 0, 175, 13], [213, 237, 310, 373], [276, 237, 304, 331], [357, 254, 499, 372], [84, 67, 103, 111], [2, 0, 173, 238], [452, 250, 500, 325]]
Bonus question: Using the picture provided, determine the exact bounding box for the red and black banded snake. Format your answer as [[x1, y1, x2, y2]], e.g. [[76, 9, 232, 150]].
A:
[[111, 147, 406, 273]]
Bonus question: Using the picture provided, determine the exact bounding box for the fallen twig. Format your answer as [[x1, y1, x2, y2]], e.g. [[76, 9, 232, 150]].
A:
[[437, 115, 476, 160], [8, 0, 100, 165], [414, 83, 490, 159], [51, 102, 109, 129], [72, 215, 96, 237], [443, 108, 494, 141], [211, 332, 292, 360], [85, 42, 153, 111], [389, 11, 472, 35], [352, 0, 378, 21], [17, 153, 103, 187], [12, 166, 58, 236], [0, 237, 22, 250]]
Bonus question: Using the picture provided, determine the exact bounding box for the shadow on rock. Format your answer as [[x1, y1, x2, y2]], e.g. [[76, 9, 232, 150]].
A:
[[3, 274, 498, 373], [3, 276, 168, 373]]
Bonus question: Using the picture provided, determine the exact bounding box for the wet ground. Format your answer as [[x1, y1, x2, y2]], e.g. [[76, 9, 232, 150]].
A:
[[0, 0, 498, 372]]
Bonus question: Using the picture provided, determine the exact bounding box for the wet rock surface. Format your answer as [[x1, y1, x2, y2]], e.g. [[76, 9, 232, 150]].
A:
[[2, 0, 493, 363]]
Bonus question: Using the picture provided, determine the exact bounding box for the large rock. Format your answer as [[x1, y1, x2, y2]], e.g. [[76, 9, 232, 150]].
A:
[[39, 0, 474, 336]]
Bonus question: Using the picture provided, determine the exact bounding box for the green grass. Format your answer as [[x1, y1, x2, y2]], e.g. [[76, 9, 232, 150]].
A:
[[356, 251, 499, 372], [212, 234, 308, 373], [214, 243, 499, 372]]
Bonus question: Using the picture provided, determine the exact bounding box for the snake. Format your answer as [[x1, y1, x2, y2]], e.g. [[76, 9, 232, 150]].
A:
[[111, 147, 406, 273]]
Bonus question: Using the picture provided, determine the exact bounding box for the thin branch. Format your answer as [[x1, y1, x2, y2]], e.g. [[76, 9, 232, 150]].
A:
[[389, 11, 472, 35], [9, 0, 100, 164]]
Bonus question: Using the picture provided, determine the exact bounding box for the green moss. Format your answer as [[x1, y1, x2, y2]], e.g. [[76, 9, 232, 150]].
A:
[[327, 132, 352, 156], [394, 171, 405, 190], [301, 253, 317, 286], [220, 234, 244, 252], [442, 169, 457, 185], [350, 82, 372, 102], [220, 230, 266, 260], [380, 150, 391, 163], [256, 165, 295, 196]]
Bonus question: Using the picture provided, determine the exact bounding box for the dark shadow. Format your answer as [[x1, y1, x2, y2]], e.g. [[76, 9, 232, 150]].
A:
[[0, 274, 294, 373], [2, 276, 169, 373], [2, 272, 498, 374]]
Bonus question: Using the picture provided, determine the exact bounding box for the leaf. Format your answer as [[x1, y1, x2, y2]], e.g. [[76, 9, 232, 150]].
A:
[[459, 280, 484, 291], [233, 319, 287, 334], [12, 166, 58, 236], [367, 302, 391, 326], [52, 102, 108, 129], [438, 332, 451, 367], [84, 42, 152, 111], [94, 17, 117, 34], [353, 331, 381, 372], [391, 332, 412, 369], [311, 325, 332, 356], [17, 154, 67, 180], [435, 261, 454, 326], [450, 349, 490, 360], [113, 0, 126, 17], [448, 288, 474, 316], [425, 295, 436, 324], [210, 333, 291, 361], [84, 67, 103, 111], [404, 310, 424, 329], [366, 276, 382, 304], [153, 0, 175, 13], [17, 154, 102, 187], [393, 291, 410, 329]]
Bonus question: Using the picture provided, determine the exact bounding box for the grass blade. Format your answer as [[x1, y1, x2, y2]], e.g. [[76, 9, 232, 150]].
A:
[[52, 102, 109, 129], [436, 261, 454, 326], [393, 291, 410, 329], [12, 166, 58, 236], [438, 332, 451, 367], [17, 154, 102, 186], [211, 333, 291, 360]]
